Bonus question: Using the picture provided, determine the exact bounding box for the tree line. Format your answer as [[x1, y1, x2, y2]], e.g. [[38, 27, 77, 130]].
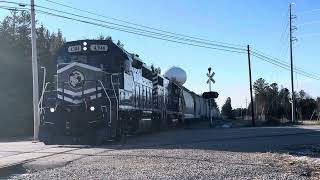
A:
[[221, 78, 320, 123], [0, 11, 64, 137]]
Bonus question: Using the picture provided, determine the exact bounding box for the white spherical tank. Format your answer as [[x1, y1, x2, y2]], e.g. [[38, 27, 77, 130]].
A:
[[164, 66, 187, 85]]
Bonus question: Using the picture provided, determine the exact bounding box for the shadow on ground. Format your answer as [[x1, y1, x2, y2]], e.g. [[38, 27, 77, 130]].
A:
[[2, 126, 320, 152], [0, 125, 319, 179], [2, 126, 319, 154], [109, 125, 320, 153]]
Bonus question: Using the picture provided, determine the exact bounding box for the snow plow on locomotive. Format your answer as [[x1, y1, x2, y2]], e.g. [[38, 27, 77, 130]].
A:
[[38, 39, 218, 145]]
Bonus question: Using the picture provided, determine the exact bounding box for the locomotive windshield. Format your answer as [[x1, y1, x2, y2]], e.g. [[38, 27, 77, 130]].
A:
[[57, 54, 107, 67]]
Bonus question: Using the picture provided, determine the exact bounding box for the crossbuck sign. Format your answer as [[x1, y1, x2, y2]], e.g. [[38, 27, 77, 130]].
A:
[[206, 67, 215, 91], [206, 72, 215, 84]]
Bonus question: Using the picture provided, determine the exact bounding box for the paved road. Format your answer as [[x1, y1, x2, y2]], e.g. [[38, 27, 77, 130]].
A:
[[1, 125, 320, 179]]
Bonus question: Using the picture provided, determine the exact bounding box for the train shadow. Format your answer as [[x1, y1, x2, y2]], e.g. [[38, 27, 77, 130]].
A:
[[0, 125, 319, 160], [0, 125, 319, 178], [107, 125, 320, 154]]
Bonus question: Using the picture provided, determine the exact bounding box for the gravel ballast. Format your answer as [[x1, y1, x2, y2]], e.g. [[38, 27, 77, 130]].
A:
[[8, 126, 320, 179]]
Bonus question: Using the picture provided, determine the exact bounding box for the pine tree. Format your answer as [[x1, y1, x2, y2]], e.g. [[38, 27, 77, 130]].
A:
[[221, 97, 233, 119]]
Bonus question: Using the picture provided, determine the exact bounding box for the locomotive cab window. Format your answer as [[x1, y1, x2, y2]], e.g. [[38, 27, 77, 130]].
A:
[[70, 55, 88, 64], [56, 54, 107, 66]]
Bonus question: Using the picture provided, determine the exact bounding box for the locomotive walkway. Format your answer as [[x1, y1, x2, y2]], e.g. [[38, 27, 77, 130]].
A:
[[0, 125, 320, 179]]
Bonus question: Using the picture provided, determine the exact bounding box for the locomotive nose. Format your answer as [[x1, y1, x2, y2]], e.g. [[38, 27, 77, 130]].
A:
[[56, 62, 104, 105]]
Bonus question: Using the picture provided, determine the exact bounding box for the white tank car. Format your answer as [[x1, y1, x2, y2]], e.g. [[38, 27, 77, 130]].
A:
[[164, 66, 187, 85], [193, 94, 202, 119], [181, 89, 195, 119], [164, 66, 213, 121]]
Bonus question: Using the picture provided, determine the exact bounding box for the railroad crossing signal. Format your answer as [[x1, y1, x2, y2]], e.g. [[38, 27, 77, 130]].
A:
[[206, 67, 215, 91], [206, 72, 215, 84]]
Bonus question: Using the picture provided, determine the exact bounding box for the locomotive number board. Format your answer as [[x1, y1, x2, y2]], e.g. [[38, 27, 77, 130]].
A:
[[68, 45, 81, 53], [90, 45, 108, 52]]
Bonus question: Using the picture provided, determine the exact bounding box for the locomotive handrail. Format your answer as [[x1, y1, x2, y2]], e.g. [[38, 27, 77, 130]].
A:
[[41, 67, 46, 96], [38, 82, 50, 113], [111, 74, 119, 123], [98, 80, 112, 125]]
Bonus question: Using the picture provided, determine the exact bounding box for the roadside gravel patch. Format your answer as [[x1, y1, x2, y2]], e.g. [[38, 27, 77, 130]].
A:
[[7, 126, 320, 179], [11, 148, 317, 180]]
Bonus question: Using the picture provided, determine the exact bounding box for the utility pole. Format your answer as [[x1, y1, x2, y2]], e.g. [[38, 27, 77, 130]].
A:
[[31, 0, 39, 141], [247, 45, 255, 127], [289, 3, 296, 123]]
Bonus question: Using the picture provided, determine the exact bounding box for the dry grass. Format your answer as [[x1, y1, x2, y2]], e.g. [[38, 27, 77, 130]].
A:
[[301, 120, 320, 126]]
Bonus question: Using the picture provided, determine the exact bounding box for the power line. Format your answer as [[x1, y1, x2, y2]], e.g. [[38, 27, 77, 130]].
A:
[[251, 48, 320, 77], [0, 0, 246, 52], [251, 53, 296, 71], [33, 6, 320, 79], [0, 3, 319, 81], [279, 8, 290, 43], [280, 24, 289, 44], [252, 53, 320, 80], [31, 3, 320, 79], [278, 9, 289, 60], [251, 52, 320, 80], [280, 43, 289, 59], [0, 0, 26, 6], [254, 53, 320, 79], [35, 9, 247, 54], [34, 4, 246, 52], [0, 5, 27, 11], [253, 48, 319, 77], [251, 50, 320, 79], [44, 0, 246, 48]]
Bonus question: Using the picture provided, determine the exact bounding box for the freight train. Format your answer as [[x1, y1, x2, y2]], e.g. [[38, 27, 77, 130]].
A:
[[38, 39, 218, 145]]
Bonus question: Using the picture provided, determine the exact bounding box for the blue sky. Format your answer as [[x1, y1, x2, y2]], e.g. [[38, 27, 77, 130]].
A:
[[1, 0, 320, 108]]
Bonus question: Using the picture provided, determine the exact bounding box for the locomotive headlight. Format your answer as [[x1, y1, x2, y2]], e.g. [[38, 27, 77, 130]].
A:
[[83, 42, 87, 46], [49, 107, 55, 113], [90, 106, 95, 111], [83, 47, 87, 51]]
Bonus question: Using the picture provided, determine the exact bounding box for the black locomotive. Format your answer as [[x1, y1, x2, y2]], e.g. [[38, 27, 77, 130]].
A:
[[38, 39, 217, 145]]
